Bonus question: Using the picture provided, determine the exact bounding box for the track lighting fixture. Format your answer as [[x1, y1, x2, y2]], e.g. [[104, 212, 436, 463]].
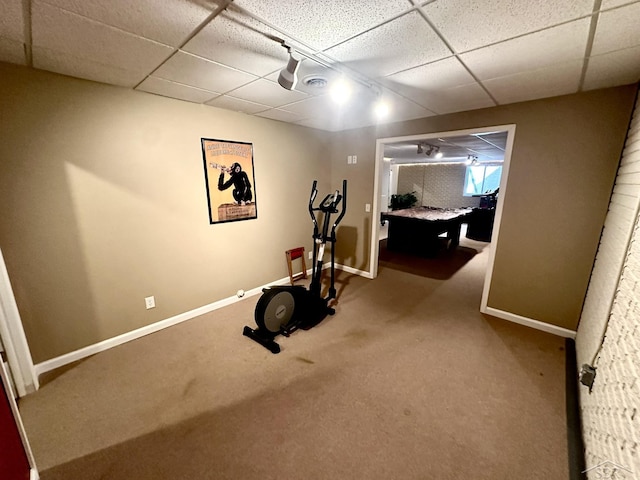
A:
[[417, 143, 440, 157], [276, 41, 391, 120], [466, 155, 479, 165], [425, 144, 436, 156], [278, 48, 302, 90]]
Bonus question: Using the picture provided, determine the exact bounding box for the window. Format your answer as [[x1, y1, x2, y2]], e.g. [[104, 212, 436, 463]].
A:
[[464, 165, 502, 196]]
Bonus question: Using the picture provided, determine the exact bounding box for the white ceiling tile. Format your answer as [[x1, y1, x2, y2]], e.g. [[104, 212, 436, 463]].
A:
[[32, 2, 174, 74], [287, 89, 421, 131], [461, 19, 590, 80], [0, 0, 25, 42], [384, 57, 475, 93], [205, 95, 271, 114], [227, 78, 308, 107], [419, 83, 495, 114], [382, 57, 484, 111], [153, 51, 257, 93], [234, 0, 412, 50], [301, 115, 381, 132], [283, 94, 380, 121], [600, 0, 640, 10], [324, 11, 451, 78], [255, 108, 304, 123], [36, 0, 217, 46], [295, 94, 432, 130], [10, 0, 640, 131], [380, 90, 436, 123], [592, 3, 640, 56], [483, 60, 583, 104], [136, 77, 218, 103], [295, 117, 336, 131], [583, 45, 640, 91], [280, 95, 333, 118], [422, 0, 594, 53], [295, 115, 368, 132], [0, 39, 27, 65], [183, 8, 289, 77], [32, 46, 148, 87]]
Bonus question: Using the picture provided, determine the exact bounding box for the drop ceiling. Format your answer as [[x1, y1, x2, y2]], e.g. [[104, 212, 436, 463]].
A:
[[2, 0, 640, 132], [385, 130, 508, 164]]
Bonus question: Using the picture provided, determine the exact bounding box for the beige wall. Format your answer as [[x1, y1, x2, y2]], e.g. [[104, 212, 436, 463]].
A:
[[0, 61, 636, 363], [330, 86, 637, 331], [0, 63, 331, 363]]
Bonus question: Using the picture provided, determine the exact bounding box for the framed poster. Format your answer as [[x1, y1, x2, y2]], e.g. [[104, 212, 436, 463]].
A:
[[201, 138, 257, 224]]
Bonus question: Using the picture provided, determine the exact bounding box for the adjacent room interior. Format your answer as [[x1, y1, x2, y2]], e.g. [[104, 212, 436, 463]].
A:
[[374, 128, 508, 280], [1, 1, 640, 479]]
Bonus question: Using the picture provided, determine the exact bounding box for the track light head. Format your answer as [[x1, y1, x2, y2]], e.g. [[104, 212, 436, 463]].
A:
[[422, 143, 439, 157], [278, 49, 302, 90]]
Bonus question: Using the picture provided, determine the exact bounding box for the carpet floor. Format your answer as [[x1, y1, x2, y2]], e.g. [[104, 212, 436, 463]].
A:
[[19, 235, 569, 479]]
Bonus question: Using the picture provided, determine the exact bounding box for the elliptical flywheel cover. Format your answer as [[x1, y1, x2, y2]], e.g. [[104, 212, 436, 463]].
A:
[[257, 290, 296, 333]]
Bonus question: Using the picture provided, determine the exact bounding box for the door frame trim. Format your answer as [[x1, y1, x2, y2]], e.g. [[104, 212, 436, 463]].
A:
[[0, 247, 38, 396]]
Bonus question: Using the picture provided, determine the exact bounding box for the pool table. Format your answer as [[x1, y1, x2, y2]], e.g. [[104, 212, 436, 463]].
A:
[[381, 206, 472, 256]]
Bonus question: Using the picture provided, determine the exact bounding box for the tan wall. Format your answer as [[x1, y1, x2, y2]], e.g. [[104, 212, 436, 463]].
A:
[[331, 86, 637, 331], [0, 63, 331, 363], [0, 61, 636, 363]]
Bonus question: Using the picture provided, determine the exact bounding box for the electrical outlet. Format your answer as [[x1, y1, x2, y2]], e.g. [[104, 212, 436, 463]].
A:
[[308, 251, 313, 260], [145, 296, 155, 309], [579, 364, 596, 391], [365, 203, 371, 212]]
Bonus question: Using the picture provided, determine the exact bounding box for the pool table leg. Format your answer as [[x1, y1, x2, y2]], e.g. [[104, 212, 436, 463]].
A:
[[448, 221, 462, 249]]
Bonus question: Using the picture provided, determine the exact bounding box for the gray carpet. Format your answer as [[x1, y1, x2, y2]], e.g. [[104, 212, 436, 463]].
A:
[[19, 235, 568, 479]]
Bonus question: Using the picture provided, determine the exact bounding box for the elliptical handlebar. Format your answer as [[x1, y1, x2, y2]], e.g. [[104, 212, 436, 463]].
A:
[[332, 179, 347, 231], [308, 179, 347, 237], [309, 180, 319, 230]]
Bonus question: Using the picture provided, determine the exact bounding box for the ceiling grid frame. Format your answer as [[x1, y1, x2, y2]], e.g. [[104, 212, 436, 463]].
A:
[[0, 0, 637, 131]]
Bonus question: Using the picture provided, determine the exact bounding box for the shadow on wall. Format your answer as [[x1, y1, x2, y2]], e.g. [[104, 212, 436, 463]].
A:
[[6, 163, 100, 364], [334, 218, 369, 299]]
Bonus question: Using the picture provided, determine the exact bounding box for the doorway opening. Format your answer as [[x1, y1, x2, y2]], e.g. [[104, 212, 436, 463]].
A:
[[370, 124, 516, 311]]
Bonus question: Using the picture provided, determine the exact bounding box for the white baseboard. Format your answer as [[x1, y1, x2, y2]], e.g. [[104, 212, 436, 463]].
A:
[[34, 274, 292, 377], [34, 265, 371, 378], [482, 306, 577, 339], [34, 269, 573, 378], [335, 263, 374, 279]]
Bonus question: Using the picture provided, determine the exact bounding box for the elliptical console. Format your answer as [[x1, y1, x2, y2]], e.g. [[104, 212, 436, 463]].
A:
[[243, 180, 347, 353]]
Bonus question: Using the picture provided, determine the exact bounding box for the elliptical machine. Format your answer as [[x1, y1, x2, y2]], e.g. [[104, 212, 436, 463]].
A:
[[243, 179, 347, 354]]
